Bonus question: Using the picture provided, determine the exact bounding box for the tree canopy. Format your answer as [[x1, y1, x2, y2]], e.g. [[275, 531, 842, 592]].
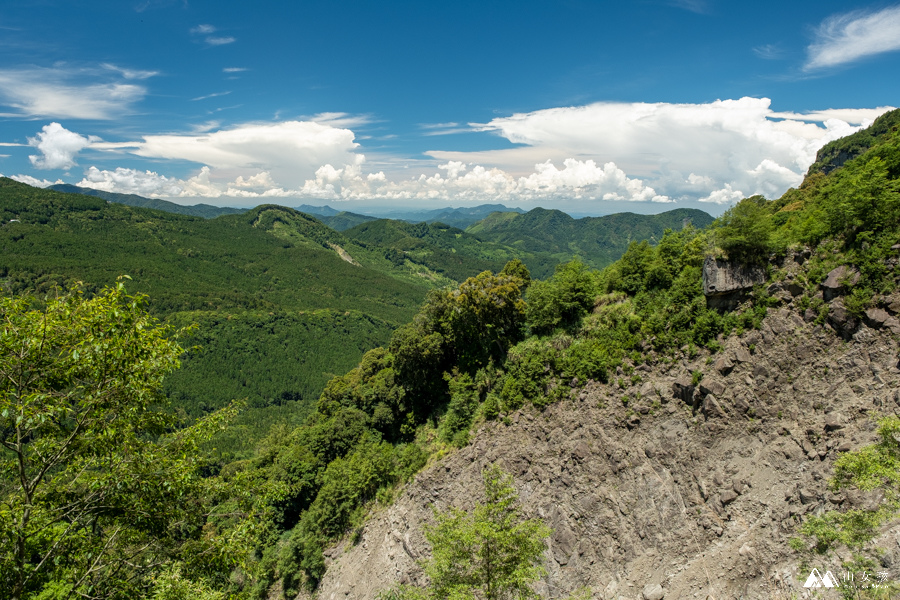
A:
[[0, 282, 247, 600]]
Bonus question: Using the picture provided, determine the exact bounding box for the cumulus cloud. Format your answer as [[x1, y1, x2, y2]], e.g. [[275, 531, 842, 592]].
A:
[[7, 174, 63, 188], [49, 98, 896, 208], [132, 120, 360, 187], [28, 122, 99, 170], [77, 165, 292, 199], [700, 184, 745, 205], [0, 67, 147, 119], [294, 157, 669, 203], [806, 5, 900, 70], [430, 97, 893, 205]]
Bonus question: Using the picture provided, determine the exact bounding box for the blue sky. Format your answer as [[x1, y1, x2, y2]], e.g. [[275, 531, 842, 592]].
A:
[[1, 0, 899, 216]]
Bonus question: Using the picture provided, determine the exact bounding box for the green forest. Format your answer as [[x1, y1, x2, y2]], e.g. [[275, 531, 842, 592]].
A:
[[2, 107, 900, 598]]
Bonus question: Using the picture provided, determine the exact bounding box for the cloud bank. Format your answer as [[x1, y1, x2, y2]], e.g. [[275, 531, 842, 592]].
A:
[[20, 97, 893, 207]]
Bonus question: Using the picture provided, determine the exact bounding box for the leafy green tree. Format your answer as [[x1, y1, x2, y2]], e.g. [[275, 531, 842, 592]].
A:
[[0, 282, 242, 600], [382, 465, 551, 600], [714, 195, 774, 263], [525, 259, 597, 335]]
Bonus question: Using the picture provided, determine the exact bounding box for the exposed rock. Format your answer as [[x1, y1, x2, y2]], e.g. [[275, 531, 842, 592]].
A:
[[702, 394, 727, 419], [671, 375, 694, 405], [786, 281, 805, 297], [702, 257, 767, 310], [714, 355, 734, 375], [827, 298, 860, 339], [699, 379, 725, 398], [822, 265, 860, 301], [798, 489, 818, 505], [642, 583, 665, 600], [734, 347, 752, 363], [865, 307, 892, 329], [825, 413, 846, 432], [312, 303, 900, 600], [640, 381, 658, 399], [720, 490, 738, 505]]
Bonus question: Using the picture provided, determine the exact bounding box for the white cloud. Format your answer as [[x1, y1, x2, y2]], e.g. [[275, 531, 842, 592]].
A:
[[309, 112, 375, 128], [206, 36, 236, 46], [191, 91, 231, 101], [7, 174, 62, 188], [0, 67, 147, 119], [223, 67, 248, 73], [430, 97, 893, 204], [101, 63, 158, 80], [191, 24, 216, 34], [700, 184, 745, 205], [132, 120, 360, 187], [28, 122, 99, 170], [806, 5, 900, 70], [294, 157, 669, 203], [79, 166, 185, 197], [190, 24, 235, 46], [44, 98, 894, 209]]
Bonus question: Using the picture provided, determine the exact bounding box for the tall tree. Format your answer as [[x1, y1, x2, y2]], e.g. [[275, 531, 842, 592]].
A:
[[0, 281, 241, 600]]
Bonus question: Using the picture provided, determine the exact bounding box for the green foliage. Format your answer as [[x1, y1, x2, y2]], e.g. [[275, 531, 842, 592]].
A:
[[466, 206, 714, 278], [797, 417, 900, 557], [381, 465, 551, 600], [0, 282, 248, 600], [714, 196, 775, 263], [525, 259, 598, 335], [438, 370, 480, 447]]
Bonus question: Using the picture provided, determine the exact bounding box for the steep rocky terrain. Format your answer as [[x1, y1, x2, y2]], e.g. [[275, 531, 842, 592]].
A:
[[311, 252, 900, 600]]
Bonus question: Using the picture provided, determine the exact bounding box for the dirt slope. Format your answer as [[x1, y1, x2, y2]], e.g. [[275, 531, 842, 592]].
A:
[[312, 306, 900, 599]]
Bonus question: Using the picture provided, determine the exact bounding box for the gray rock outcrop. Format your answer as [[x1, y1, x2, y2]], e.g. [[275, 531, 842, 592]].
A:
[[702, 257, 766, 310]]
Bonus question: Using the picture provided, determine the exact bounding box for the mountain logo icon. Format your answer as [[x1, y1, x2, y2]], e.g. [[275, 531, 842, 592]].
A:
[[804, 568, 839, 588]]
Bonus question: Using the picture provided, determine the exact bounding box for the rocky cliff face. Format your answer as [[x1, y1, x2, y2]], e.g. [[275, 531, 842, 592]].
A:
[[702, 256, 767, 311], [310, 263, 900, 600]]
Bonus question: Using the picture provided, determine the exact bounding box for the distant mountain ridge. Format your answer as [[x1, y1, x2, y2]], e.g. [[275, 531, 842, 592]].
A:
[[466, 206, 714, 273], [48, 184, 247, 219]]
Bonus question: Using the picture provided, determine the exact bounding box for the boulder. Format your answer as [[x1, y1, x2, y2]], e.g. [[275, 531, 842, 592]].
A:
[[671, 375, 694, 404], [824, 413, 846, 432], [734, 347, 752, 363], [821, 266, 860, 301], [714, 355, 734, 375], [720, 490, 738, 505], [699, 379, 726, 397], [864, 307, 891, 329], [642, 583, 665, 600], [827, 299, 860, 340], [702, 394, 727, 419], [798, 489, 818, 505]]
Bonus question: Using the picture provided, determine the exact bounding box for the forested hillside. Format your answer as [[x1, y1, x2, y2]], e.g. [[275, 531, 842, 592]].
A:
[[465, 206, 714, 275], [48, 183, 248, 219]]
